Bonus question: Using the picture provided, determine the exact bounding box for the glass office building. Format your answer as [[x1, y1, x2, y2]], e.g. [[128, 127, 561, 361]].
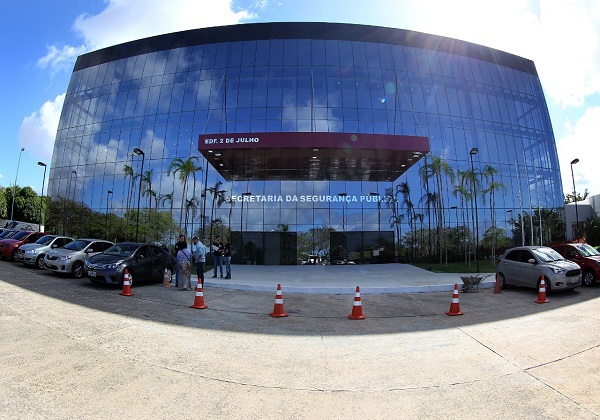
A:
[[48, 22, 563, 264]]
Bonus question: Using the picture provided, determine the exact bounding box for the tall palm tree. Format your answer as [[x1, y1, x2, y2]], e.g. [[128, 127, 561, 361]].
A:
[[205, 180, 227, 242], [225, 196, 235, 235], [481, 164, 506, 262], [167, 157, 202, 231], [453, 170, 472, 264], [123, 164, 137, 216], [419, 156, 455, 263], [383, 186, 401, 259], [159, 192, 174, 249], [141, 169, 155, 242], [397, 182, 416, 257]]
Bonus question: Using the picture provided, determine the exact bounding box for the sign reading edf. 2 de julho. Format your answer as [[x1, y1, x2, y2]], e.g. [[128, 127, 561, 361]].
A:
[[203, 136, 260, 145]]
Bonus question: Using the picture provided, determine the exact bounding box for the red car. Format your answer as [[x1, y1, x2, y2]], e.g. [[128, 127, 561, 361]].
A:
[[551, 243, 600, 287], [0, 231, 46, 260]]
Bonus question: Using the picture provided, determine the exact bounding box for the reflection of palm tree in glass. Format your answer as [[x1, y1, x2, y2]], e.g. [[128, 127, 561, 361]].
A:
[[167, 157, 202, 231], [205, 180, 227, 242]]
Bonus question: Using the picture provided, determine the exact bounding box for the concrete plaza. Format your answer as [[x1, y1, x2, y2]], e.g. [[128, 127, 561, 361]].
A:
[[1, 260, 599, 419]]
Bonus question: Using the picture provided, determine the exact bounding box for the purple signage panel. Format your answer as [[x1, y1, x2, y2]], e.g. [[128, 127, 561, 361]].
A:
[[198, 132, 429, 152]]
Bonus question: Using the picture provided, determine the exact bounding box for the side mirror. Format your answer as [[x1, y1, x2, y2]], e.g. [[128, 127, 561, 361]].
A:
[[137, 254, 145, 259], [85, 248, 94, 253], [527, 258, 536, 264], [51, 244, 58, 248]]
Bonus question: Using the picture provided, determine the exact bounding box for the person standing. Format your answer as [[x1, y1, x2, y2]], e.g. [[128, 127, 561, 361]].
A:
[[173, 234, 187, 287], [212, 235, 224, 278], [192, 236, 206, 286], [176, 242, 193, 290], [224, 237, 232, 279]]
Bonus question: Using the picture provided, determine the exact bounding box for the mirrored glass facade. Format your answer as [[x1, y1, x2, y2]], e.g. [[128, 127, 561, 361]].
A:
[[49, 23, 563, 264]]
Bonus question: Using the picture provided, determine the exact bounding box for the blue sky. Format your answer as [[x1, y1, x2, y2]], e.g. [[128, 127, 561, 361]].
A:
[[1, 0, 599, 202]]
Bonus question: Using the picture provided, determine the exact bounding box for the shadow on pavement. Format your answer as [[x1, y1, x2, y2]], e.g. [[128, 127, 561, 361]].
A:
[[2, 259, 599, 337]]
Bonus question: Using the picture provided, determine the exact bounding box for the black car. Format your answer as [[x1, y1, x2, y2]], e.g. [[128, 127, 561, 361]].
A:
[[84, 242, 172, 286]]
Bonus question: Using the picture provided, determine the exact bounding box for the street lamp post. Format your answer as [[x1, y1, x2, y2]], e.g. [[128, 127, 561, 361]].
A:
[[570, 158, 580, 240], [106, 190, 113, 240], [240, 192, 251, 262], [469, 148, 480, 273], [370, 192, 380, 232], [10, 147, 25, 222], [338, 193, 348, 232], [133, 148, 145, 242], [37, 162, 47, 231]]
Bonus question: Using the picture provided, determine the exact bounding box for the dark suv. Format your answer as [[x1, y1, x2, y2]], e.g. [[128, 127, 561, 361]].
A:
[[551, 243, 600, 287]]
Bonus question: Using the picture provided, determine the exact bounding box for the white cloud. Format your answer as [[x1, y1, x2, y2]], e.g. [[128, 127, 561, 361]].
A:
[[556, 106, 600, 196], [73, 0, 255, 51], [408, 0, 600, 108], [37, 44, 89, 75], [18, 94, 65, 164]]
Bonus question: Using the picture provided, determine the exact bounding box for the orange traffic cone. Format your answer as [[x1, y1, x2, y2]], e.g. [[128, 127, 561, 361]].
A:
[[348, 286, 366, 320], [270, 284, 288, 317], [190, 284, 208, 309], [120, 268, 133, 297], [445, 283, 463, 316], [535, 276, 549, 304], [162, 267, 171, 288], [494, 272, 502, 294]]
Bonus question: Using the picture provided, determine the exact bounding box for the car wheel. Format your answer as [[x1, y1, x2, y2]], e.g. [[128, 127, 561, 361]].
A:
[[499, 273, 507, 290], [10, 249, 17, 260], [36, 255, 45, 269], [72, 261, 84, 279], [582, 270, 596, 287]]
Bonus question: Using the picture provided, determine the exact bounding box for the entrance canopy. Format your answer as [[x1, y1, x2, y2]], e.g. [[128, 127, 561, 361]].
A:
[[198, 132, 429, 182]]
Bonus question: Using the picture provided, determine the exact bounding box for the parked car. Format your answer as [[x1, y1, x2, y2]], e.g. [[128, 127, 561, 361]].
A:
[[84, 242, 173, 286], [0, 231, 46, 260], [16, 235, 74, 268], [551, 243, 600, 287], [44, 239, 114, 278], [496, 246, 581, 293], [0, 229, 17, 240]]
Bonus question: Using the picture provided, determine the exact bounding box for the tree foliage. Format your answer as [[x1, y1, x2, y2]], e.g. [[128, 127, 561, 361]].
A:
[[564, 189, 589, 204]]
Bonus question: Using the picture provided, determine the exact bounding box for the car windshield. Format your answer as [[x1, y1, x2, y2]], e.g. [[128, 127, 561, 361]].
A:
[[10, 231, 29, 240], [63, 240, 91, 251], [532, 247, 565, 262], [576, 244, 600, 257], [35, 235, 56, 245], [0, 230, 16, 239], [103, 243, 138, 257]]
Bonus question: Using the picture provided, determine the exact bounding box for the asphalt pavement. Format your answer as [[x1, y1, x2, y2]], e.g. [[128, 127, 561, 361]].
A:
[[1, 260, 599, 419]]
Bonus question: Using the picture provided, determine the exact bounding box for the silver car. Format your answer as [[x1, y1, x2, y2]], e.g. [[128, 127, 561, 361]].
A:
[[44, 239, 114, 278], [496, 246, 581, 293], [17, 235, 74, 268]]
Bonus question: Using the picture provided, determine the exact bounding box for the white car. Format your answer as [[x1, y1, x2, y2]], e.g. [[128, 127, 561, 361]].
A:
[[17, 235, 74, 268], [44, 239, 114, 278], [496, 246, 581, 293]]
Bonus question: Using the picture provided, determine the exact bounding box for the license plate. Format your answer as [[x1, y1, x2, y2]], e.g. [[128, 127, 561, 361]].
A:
[[88, 271, 96, 277]]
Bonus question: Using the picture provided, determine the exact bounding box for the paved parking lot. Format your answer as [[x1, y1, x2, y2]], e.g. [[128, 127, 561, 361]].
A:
[[1, 259, 600, 419]]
